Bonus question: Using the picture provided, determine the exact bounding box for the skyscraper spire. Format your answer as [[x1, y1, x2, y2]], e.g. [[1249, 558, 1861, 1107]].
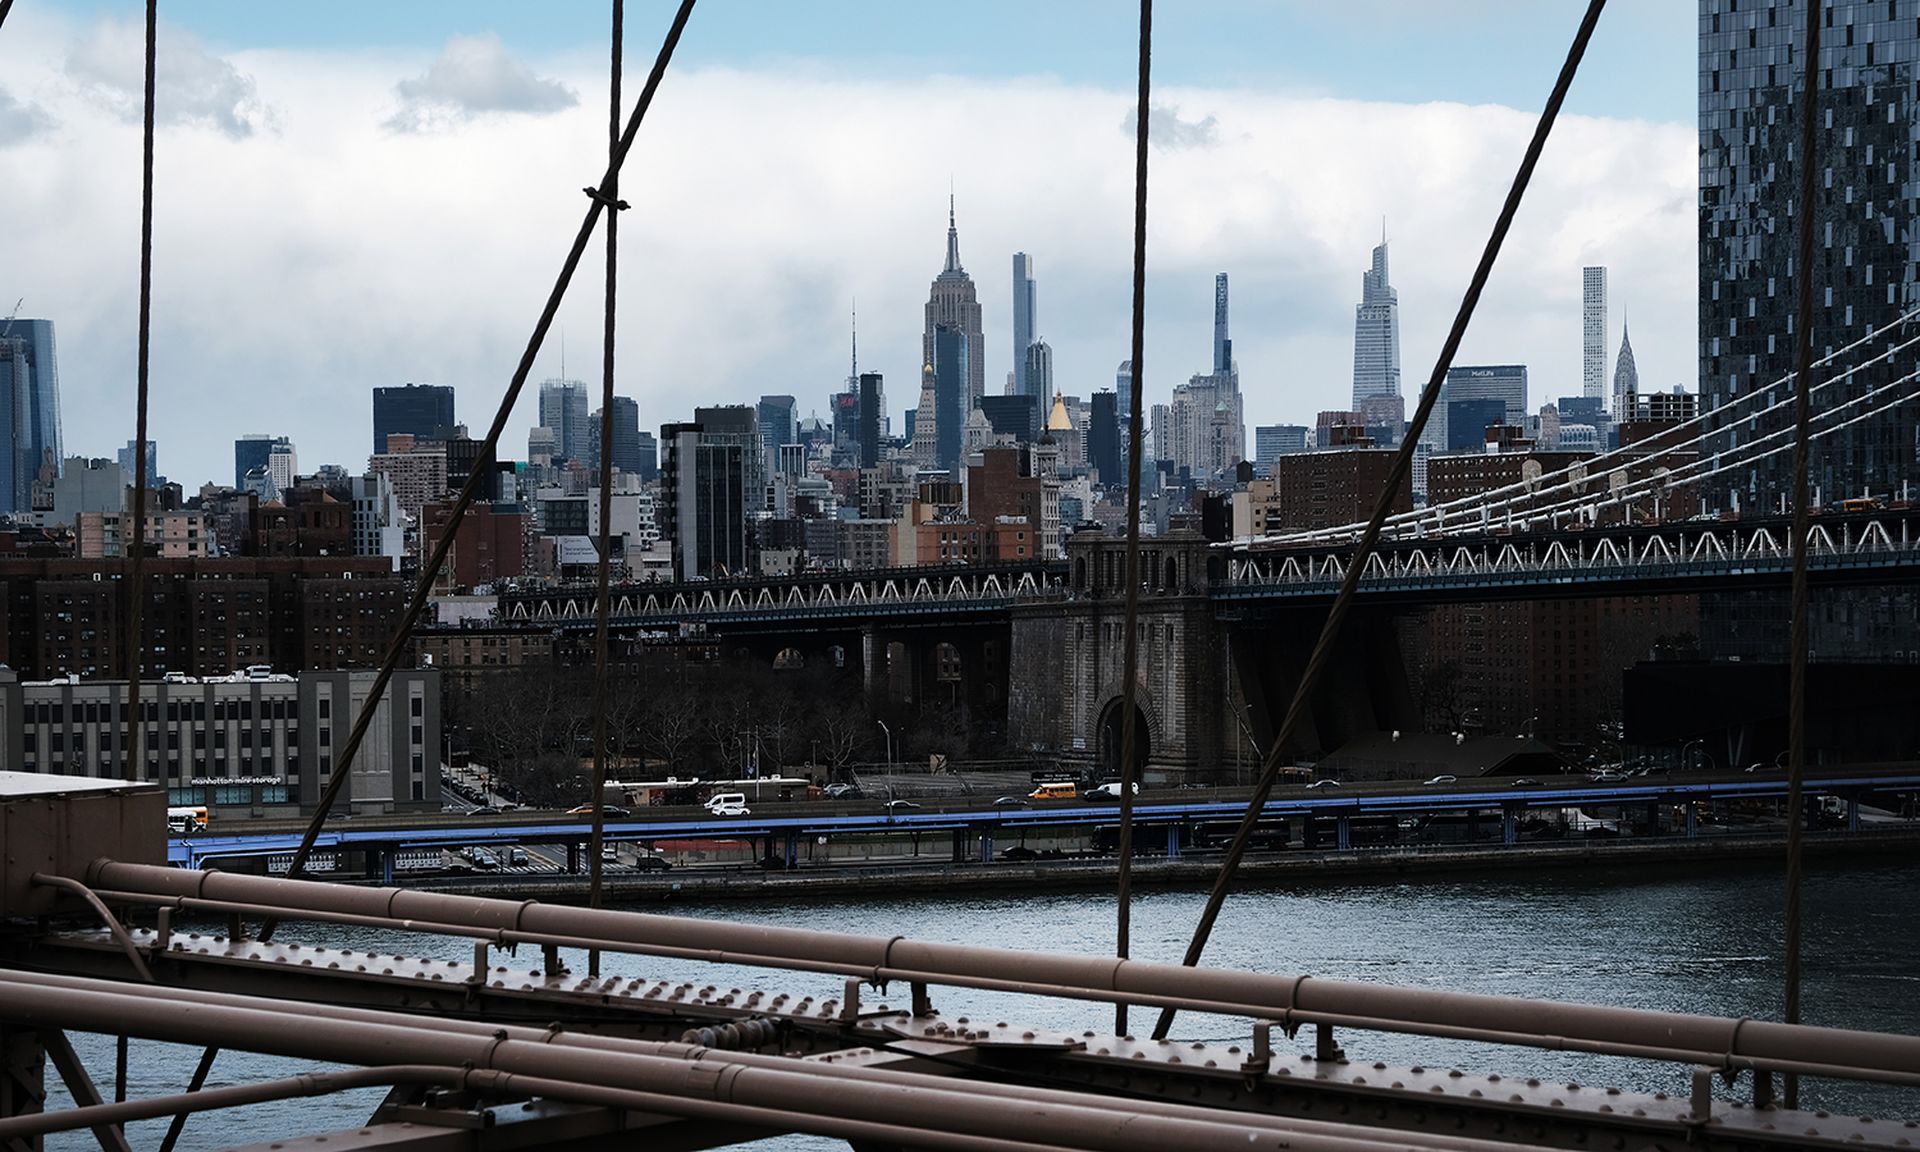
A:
[[944, 193, 962, 273], [850, 300, 858, 381]]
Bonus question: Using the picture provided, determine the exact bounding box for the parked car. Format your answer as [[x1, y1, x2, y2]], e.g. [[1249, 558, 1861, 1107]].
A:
[[999, 846, 1037, 862], [631, 854, 673, 872], [468, 848, 499, 871], [504, 847, 529, 867]]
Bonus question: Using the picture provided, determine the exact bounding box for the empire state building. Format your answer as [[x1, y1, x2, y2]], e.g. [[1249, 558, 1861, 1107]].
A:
[[922, 197, 985, 412]]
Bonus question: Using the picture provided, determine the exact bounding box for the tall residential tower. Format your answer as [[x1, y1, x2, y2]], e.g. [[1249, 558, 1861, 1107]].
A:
[[1700, 0, 1920, 508], [1012, 253, 1037, 398], [1582, 266, 1608, 405]]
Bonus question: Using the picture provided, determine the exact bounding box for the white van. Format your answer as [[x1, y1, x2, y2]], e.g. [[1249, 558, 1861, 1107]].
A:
[[705, 792, 750, 817]]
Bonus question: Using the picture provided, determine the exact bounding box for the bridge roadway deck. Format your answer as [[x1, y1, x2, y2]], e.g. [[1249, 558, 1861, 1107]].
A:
[[169, 767, 1920, 867]]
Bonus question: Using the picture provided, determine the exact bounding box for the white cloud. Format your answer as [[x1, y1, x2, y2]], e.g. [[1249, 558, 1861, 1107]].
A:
[[1122, 104, 1220, 150], [0, 87, 54, 145], [64, 15, 270, 139], [385, 34, 577, 134], [0, 26, 1695, 491]]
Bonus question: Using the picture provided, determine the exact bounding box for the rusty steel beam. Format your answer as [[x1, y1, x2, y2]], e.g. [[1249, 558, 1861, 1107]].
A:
[[0, 971, 1583, 1152], [82, 861, 1920, 1090]]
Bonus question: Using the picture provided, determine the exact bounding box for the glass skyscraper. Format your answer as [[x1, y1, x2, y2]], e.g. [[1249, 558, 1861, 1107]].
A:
[[372, 383, 455, 454], [1700, 0, 1920, 511], [0, 318, 62, 514], [1352, 239, 1401, 412], [1582, 266, 1608, 405], [1012, 253, 1036, 398]]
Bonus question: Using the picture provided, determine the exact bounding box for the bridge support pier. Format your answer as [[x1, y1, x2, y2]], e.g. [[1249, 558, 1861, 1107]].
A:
[[1849, 797, 1860, 832], [1335, 816, 1351, 851], [1502, 808, 1517, 846], [785, 833, 798, 870], [1646, 802, 1661, 837], [1685, 803, 1698, 839], [979, 831, 993, 863], [565, 843, 581, 874], [1166, 825, 1181, 859], [862, 626, 884, 713]]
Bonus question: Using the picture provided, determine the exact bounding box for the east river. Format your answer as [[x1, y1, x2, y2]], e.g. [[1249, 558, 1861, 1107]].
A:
[[43, 857, 1920, 1149]]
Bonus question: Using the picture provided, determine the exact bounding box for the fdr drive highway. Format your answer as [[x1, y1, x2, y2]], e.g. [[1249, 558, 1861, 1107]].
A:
[[169, 766, 1920, 873]]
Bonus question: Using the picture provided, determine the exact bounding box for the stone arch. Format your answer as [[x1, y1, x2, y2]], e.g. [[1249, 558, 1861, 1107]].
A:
[[1205, 554, 1225, 584], [1074, 555, 1088, 590], [773, 647, 806, 671], [1164, 556, 1179, 591], [1095, 694, 1155, 781]]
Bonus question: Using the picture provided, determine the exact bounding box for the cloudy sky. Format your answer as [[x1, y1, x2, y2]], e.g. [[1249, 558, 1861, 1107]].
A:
[[0, 1, 1695, 488]]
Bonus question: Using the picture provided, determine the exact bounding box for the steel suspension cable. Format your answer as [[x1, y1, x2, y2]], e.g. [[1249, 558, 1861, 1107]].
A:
[[586, 0, 626, 975], [1152, 0, 1608, 1041], [1267, 312, 1920, 545], [1783, 0, 1821, 1112], [1111, 0, 1152, 1036], [152, 4, 695, 1146], [122, 0, 155, 793]]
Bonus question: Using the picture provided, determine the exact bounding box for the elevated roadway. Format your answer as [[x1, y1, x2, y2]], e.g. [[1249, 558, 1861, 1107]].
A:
[[169, 766, 1920, 869]]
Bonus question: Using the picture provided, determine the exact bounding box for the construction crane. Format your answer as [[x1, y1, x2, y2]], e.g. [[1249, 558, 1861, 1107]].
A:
[[0, 298, 20, 341]]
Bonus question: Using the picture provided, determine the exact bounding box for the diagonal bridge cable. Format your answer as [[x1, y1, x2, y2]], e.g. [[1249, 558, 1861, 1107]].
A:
[[1152, 0, 1608, 1041], [586, 0, 626, 976], [149, 6, 695, 1150], [1111, 0, 1152, 1036]]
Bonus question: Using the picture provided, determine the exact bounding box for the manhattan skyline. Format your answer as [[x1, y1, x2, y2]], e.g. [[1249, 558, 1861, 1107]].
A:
[[0, 2, 1694, 487]]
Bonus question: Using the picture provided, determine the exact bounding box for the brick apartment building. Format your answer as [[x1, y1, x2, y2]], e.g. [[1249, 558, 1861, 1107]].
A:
[[0, 557, 406, 680]]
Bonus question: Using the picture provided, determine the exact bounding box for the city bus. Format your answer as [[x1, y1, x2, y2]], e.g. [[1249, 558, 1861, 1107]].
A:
[[166, 806, 209, 834]]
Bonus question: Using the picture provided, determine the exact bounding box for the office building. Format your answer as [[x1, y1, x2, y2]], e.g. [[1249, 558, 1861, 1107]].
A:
[[371, 383, 455, 454], [1612, 323, 1640, 432], [267, 440, 298, 495], [234, 434, 282, 490], [368, 437, 448, 521], [758, 395, 797, 462], [1582, 266, 1608, 404], [1012, 253, 1037, 397], [1254, 425, 1309, 469], [980, 395, 1038, 444], [1116, 361, 1135, 419], [659, 422, 747, 580], [923, 197, 985, 410], [858, 373, 883, 468], [117, 440, 159, 487], [0, 318, 62, 515], [933, 323, 969, 473], [1089, 390, 1120, 486], [349, 471, 406, 568], [634, 430, 658, 483], [586, 395, 645, 477], [0, 665, 440, 811], [1024, 341, 1053, 404], [537, 379, 590, 463], [1701, 0, 1920, 508], [1352, 239, 1402, 412], [1432, 365, 1528, 454]]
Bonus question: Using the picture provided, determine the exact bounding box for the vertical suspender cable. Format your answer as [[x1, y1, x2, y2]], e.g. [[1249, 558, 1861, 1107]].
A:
[[124, 0, 156, 786], [1153, 0, 1608, 1041], [587, 0, 627, 975], [152, 6, 695, 1147], [1782, 0, 1823, 1113], [1111, 0, 1152, 1037]]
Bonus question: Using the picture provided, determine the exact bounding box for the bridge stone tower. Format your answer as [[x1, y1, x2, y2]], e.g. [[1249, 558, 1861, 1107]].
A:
[[1009, 528, 1243, 783]]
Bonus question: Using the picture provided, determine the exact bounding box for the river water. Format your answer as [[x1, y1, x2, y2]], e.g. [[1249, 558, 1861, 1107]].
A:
[[43, 857, 1920, 1149]]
